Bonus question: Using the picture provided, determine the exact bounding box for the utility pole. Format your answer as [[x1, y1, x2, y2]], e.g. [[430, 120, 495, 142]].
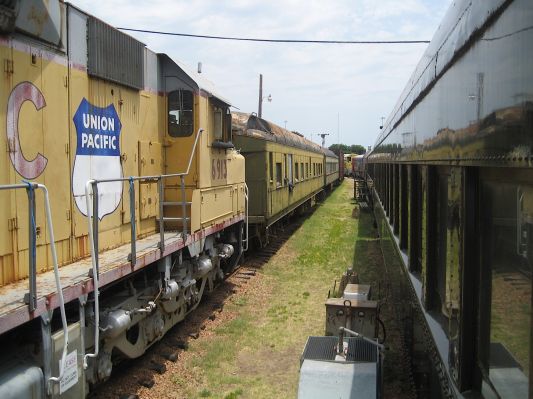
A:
[[257, 74, 272, 119], [319, 133, 329, 148], [258, 74, 263, 118], [337, 113, 340, 146]]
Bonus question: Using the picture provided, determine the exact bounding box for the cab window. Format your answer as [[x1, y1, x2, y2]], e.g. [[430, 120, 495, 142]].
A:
[[214, 107, 223, 140], [168, 89, 194, 137]]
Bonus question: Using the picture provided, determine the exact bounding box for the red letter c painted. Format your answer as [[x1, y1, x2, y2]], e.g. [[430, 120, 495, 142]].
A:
[[7, 82, 48, 179]]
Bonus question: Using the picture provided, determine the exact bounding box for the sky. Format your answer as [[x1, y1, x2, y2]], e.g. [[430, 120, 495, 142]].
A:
[[69, 0, 452, 148]]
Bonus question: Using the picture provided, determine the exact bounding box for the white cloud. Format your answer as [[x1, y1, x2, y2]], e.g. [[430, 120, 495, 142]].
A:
[[69, 0, 452, 147]]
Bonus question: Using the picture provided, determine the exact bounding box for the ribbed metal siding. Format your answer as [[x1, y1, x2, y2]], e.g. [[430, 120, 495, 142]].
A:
[[87, 17, 144, 90], [301, 337, 338, 361], [301, 337, 378, 363], [346, 338, 378, 362]]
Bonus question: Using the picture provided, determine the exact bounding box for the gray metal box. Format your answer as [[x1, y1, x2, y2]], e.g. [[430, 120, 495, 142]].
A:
[[343, 284, 371, 301], [325, 297, 378, 338]]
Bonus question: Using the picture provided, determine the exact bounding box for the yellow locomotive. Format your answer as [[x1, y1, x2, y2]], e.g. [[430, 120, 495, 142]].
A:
[[0, 1, 245, 396]]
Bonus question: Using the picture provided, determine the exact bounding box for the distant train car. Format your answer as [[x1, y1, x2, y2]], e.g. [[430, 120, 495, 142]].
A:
[[366, 0, 533, 398], [0, 1, 245, 397], [352, 154, 365, 179], [339, 150, 345, 179], [343, 154, 354, 177], [324, 148, 340, 191], [232, 113, 334, 244]]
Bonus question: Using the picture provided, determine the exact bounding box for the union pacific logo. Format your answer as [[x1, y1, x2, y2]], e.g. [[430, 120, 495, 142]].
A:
[[72, 98, 123, 219]]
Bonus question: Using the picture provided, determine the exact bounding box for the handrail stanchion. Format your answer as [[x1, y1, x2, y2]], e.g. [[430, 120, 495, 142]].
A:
[[244, 183, 249, 251], [91, 181, 99, 275], [40, 184, 69, 388], [158, 178, 165, 253], [83, 180, 100, 369], [25, 182, 37, 312], [129, 177, 136, 266], [0, 183, 69, 385], [180, 175, 187, 237]]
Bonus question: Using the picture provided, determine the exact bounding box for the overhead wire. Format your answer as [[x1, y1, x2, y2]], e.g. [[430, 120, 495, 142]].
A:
[[117, 27, 430, 44]]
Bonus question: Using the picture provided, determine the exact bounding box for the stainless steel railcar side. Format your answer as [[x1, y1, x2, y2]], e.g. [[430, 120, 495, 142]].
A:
[[367, 0, 533, 398]]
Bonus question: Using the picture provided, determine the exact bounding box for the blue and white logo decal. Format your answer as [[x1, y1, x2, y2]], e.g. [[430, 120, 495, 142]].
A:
[[72, 98, 123, 219]]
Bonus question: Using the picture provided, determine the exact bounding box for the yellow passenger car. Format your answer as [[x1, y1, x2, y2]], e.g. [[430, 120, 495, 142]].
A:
[[324, 148, 340, 190], [232, 112, 327, 244]]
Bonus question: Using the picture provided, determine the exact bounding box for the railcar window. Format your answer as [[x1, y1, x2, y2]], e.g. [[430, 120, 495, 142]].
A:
[[301, 163, 304, 180], [168, 89, 194, 137], [306, 163, 309, 178], [480, 180, 531, 398], [269, 153, 273, 182], [409, 165, 423, 274], [295, 162, 299, 181], [423, 166, 449, 328], [393, 164, 400, 235], [284, 154, 288, 183], [276, 162, 282, 187], [435, 169, 448, 315], [400, 165, 408, 250], [287, 154, 293, 186]]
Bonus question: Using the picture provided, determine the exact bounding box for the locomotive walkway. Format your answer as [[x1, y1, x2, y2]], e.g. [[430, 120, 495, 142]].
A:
[[94, 179, 415, 399]]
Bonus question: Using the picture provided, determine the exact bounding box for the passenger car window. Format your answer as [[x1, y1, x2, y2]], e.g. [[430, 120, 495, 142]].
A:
[[480, 180, 531, 398], [276, 162, 282, 187], [269, 152, 273, 182], [168, 89, 194, 137]]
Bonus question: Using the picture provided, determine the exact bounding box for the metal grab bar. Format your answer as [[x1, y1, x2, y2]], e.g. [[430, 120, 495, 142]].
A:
[[40, 184, 69, 386], [243, 183, 249, 251], [83, 180, 100, 369], [87, 127, 204, 258], [0, 183, 70, 385], [93, 128, 204, 184], [82, 128, 204, 367], [338, 326, 385, 352]]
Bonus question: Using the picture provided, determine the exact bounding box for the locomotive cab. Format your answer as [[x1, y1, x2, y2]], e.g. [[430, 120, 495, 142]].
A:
[[159, 55, 245, 234]]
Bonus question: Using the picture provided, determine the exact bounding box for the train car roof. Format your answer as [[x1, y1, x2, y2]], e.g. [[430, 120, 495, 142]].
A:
[[232, 112, 335, 157], [373, 0, 508, 152], [59, 2, 232, 106], [323, 148, 338, 158], [158, 54, 231, 106]]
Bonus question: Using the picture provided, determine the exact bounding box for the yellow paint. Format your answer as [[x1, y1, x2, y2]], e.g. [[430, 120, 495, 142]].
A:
[[0, 37, 245, 287]]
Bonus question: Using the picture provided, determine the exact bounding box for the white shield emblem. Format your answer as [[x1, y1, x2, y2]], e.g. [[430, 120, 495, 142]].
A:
[[72, 98, 123, 220]]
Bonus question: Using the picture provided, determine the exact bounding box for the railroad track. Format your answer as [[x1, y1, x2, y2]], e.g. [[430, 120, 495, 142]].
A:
[[90, 215, 306, 398]]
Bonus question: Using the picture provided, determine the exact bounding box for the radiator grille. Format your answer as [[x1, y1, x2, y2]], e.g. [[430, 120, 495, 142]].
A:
[[87, 17, 144, 90], [301, 336, 378, 363], [301, 336, 338, 361], [346, 338, 378, 362]]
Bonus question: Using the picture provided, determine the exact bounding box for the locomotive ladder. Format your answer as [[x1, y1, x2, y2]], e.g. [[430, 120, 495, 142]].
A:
[[82, 128, 204, 367], [83, 126, 249, 369], [0, 183, 70, 389]]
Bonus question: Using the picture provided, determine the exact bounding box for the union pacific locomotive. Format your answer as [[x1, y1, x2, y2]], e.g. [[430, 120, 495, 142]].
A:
[[0, 1, 247, 397], [366, 0, 533, 398], [0, 1, 339, 397]]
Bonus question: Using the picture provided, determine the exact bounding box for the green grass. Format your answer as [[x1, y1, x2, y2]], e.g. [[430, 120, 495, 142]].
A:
[[178, 180, 367, 398]]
